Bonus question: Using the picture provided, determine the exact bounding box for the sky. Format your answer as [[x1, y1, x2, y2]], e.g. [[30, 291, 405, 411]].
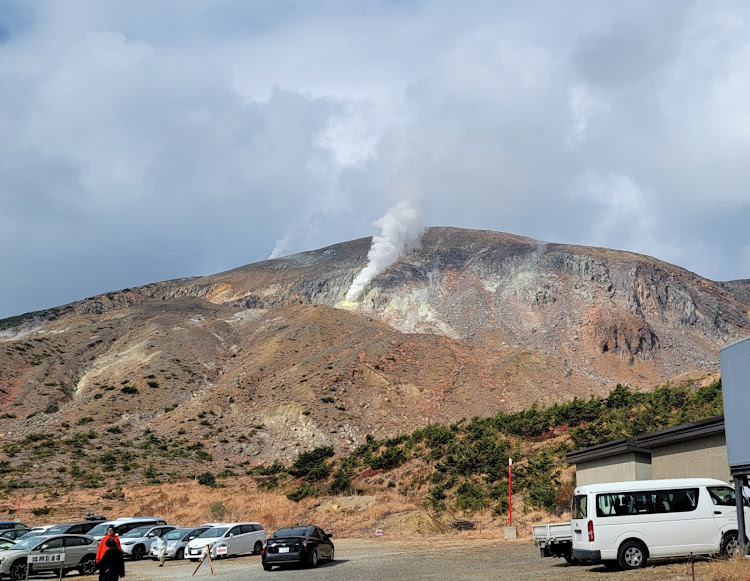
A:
[[1, 0, 749, 319]]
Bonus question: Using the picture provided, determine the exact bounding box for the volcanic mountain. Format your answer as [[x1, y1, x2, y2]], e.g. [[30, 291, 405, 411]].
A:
[[1, 227, 748, 468]]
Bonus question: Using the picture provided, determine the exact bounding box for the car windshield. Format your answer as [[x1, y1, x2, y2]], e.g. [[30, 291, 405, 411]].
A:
[[165, 530, 184, 540], [8, 537, 47, 551], [120, 527, 152, 538], [15, 532, 42, 541], [87, 524, 111, 537], [44, 526, 67, 535], [273, 527, 310, 538], [197, 527, 228, 538]]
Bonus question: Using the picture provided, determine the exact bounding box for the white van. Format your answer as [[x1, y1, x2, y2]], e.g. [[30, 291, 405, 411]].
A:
[[185, 523, 266, 560], [571, 478, 750, 569]]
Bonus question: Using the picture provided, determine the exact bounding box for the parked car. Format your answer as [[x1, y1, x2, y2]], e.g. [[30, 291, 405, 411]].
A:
[[87, 517, 167, 540], [262, 526, 334, 570], [0, 534, 97, 580], [0, 524, 27, 536], [118, 525, 178, 560], [185, 523, 266, 560], [0, 539, 16, 551], [43, 521, 104, 536], [0, 529, 28, 542], [148, 526, 212, 561], [13, 527, 52, 541]]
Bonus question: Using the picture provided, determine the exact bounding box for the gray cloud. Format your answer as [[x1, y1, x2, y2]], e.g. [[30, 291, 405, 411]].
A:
[[1, 0, 749, 318]]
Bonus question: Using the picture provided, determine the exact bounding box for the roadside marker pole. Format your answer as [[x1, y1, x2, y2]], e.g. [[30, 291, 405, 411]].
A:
[[508, 458, 513, 526], [16, 495, 21, 521]]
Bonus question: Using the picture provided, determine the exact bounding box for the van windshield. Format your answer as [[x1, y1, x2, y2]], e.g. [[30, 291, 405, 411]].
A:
[[707, 486, 746, 507], [572, 495, 587, 519]]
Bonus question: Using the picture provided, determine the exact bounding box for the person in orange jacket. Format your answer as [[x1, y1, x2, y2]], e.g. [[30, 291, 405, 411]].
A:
[[96, 526, 122, 563]]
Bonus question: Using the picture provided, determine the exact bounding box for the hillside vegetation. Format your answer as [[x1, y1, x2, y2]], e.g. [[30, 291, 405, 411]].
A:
[[1, 379, 723, 526]]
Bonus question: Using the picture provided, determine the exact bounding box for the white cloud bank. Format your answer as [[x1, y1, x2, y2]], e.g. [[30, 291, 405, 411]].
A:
[[0, 0, 749, 318]]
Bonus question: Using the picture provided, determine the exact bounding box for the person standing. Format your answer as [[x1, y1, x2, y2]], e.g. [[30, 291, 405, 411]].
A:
[[96, 526, 122, 563], [155, 531, 168, 567], [98, 537, 125, 581]]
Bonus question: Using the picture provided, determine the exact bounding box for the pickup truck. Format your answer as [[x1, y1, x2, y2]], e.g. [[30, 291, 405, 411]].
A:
[[532, 521, 573, 562]]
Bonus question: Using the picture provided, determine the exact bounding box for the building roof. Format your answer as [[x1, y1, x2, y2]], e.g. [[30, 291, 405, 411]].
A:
[[566, 415, 724, 465]]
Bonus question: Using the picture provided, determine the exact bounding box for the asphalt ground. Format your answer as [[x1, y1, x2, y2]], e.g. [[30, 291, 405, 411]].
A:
[[108, 537, 727, 581]]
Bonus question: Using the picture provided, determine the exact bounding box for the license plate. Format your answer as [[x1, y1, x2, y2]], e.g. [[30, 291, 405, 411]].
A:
[[279, 547, 289, 553]]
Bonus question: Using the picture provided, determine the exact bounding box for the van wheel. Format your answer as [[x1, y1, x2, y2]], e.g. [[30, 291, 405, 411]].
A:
[[721, 532, 739, 558], [253, 541, 263, 555], [618, 540, 647, 570]]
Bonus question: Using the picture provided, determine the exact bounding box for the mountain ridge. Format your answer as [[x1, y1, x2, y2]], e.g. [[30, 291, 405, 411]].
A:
[[1, 227, 748, 473]]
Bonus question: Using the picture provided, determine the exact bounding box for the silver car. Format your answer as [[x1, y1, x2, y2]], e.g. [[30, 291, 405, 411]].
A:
[[148, 527, 212, 560], [0, 534, 97, 580]]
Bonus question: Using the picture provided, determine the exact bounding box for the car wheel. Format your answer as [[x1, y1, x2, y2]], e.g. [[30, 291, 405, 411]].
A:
[[132, 545, 146, 560], [617, 540, 647, 570], [176, 548, 185, 560], [328, 547, 335, 562], [78, 556, 97, 576], [253, 541, 263, 555], [721, 532, 740, 558], [309, 549, 319, 568], [9, 561, 27, 581], [263, 563, 273, 571]]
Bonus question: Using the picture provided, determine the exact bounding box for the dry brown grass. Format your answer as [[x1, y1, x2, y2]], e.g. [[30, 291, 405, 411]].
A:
[[16, 477, 427, 537], [697, 559, 750, 581]]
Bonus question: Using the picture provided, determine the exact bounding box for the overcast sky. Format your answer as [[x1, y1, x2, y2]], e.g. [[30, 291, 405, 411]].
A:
[[1, 1, 749, 319]]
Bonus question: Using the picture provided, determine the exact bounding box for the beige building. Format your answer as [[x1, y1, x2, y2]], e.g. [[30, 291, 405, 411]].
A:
[[566, 416, 728, 486]]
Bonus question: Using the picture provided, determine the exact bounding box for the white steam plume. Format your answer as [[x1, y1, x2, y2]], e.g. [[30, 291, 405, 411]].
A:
[[345, 201, 422, 302]]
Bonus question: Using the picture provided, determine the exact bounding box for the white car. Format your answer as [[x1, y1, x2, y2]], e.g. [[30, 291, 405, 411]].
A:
[[87, 517, 167, 541], [118, 525, 177, 560], [148, 526, 212, 560], [185, 523, 265, 560]]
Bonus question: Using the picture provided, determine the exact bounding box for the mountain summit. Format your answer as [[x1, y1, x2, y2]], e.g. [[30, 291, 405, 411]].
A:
[[1, 227, 748, 463]]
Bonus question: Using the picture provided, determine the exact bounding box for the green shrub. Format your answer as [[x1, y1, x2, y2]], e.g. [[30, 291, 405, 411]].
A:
[[454, 482, 487, 514], [121, 386, 138, 395], [288, 446, 334, 479], [31, 506, 53, 516], [287, 483, 318, 502], [197, 472, 216, 487], [209, 501, 227, 520]]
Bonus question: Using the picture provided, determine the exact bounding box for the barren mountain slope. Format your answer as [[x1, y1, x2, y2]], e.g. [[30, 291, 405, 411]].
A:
[[1, 227, 748, 473]]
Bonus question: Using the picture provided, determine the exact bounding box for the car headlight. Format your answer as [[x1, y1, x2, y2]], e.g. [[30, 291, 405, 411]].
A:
[[168, 542, 177, 548], [122, 541, 135, 545]]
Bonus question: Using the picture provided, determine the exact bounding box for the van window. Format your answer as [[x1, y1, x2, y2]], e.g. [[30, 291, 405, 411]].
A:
[[572, 495, 587, 519], [596, 488, 699, 517], [708, 486, 742, 507]]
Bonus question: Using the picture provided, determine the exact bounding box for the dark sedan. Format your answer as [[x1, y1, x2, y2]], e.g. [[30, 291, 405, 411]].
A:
[[262, 526, 334, 571]]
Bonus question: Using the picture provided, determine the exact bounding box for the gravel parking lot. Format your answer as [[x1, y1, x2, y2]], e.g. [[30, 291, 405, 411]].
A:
[[118, 537, 714, 581]]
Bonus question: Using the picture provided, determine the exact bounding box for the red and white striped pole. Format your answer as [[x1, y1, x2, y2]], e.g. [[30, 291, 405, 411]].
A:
[[508, 458, 513, 526]]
